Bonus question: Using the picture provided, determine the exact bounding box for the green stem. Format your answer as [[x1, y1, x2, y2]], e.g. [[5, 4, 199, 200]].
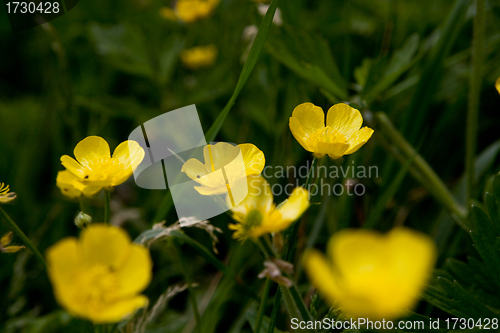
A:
[[267, 292, 281, 333], [0, 206, 46, 268], [171, 242, 201, 329], [375, 112, 467, 222], [466, 0, 485, 209], [104, 190, 111, 224], [254, 278, 272, 333]]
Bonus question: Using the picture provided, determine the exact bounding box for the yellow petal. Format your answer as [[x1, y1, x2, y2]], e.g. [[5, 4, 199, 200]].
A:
[[302, 249, 340, 305], [239, 143, 265, 176], [159, 7, 178, 20], [113, 140, 145, 170], [81, 185, 103, 197], [277, 186, 310, 222], [315, 141, 349, 159], [1, 232, 12, 247], [182, 158, 215, 186], [230, 175, 273, 217], [291, 103, 325, 135], [46, 238, 82, 309], [56, 170, 84, 198], [289, 117, 315, 152], [88, 295, 148, 324], [60, 155, 85, 179], [496, 76, 500, 95], [326, 103, 363, 138], [74, 136, 111, 165], [116, 245, 152, 297], [204, 142, 239, 171], [344, 127, 374, 155], [80, 225, 131, 270]]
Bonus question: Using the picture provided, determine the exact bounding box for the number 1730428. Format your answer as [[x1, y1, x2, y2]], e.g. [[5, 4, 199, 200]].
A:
[[6, 2, 60, 14]]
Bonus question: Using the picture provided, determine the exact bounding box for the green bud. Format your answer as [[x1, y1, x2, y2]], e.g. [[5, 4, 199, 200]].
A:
[[74, 212, 92, 228]]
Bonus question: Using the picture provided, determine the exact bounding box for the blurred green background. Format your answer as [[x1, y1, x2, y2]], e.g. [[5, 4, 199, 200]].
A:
[[1, 0, 500, 331]]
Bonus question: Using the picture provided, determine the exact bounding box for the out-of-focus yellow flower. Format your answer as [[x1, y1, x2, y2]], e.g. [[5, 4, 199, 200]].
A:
[[180, 45, 218, 70], [160, 0, 220, 23], [0, 232, 24, 253], [289, 103, 374, 159], [60, 136, 145, 196], [228, 176, 309, 240], [0, 183, 16, 204], [303, 227, 436, 320], [496, 76, 500, 94], [182, 142, 265, 196], [46, 224, 152, 323]]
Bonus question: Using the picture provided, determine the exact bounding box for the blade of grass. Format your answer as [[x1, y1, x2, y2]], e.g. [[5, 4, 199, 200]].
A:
[[400, 0, 470, 143], [466, 0, 485, 207], [153, 0, 281, 223]]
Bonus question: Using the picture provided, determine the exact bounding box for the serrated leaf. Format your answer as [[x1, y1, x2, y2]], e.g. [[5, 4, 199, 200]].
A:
[[469, 206, 500, 288], [422, 285, 470, 318], [446, 258, 500, 308], [436, 277, 498, 319], [492, 173, 500, 201], [485, 193, 500, 234]]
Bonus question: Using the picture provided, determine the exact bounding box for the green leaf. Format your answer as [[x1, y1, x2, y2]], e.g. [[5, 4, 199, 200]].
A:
[[492, 173, 500, 201], [89, 23, 152, 78], [485, 193, 500, 234], [469, 205, 500, 288], [445, 258, 500, 308], [423, 278, 498, 319], [153, 0, 281, 223]]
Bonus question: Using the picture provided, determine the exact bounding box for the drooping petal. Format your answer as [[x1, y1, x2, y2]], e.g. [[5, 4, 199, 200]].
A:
[[302, 249, 341, 305], [289, 117, 315, 152], [194, 184, 228, 196], [113, 140, 145, 171], [277, 186, 310, 222], [229, 175, 273, 217], [116, 245, 152, 297], [326, 103, 363, 138], [56, 170, 85, 198], [291, 103, 325, 135], [74, 136, 110, 165], [81, 185, 104, 197], [238, 143, 265, 176], [344, 127, 374, 155], [80, 225, 131, 270], [88, 295, 148, 324]]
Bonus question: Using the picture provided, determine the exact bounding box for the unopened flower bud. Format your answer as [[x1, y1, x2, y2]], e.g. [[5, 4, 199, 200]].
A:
[[75, 212, 92, 228]]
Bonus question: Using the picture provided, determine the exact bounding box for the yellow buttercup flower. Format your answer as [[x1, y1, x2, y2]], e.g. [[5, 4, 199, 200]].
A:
[[180, 45, 218, 70], [0, 183, 16, 204], [46, 224, 152, 323], [160, 0, 220, 23], [182, 142, 265, 196], [303, 227, 436, 320], [60, 136, 145, 196], [496, 76, 500, 94], [0, 232, 24, 253], [289, 103, 374, 159], [228, 176, 310, 240]]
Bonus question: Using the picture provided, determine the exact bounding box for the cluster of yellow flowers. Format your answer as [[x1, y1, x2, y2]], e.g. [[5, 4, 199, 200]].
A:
[[0, 101, 435, 324], [159, 0, 219, 69]]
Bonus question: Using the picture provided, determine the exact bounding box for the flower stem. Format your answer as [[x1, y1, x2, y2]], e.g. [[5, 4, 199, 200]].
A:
[[466, 0, 485, 208], [0, 206, 46, 268], [104, 190, 111, 224], [254, 278, 272, 333]]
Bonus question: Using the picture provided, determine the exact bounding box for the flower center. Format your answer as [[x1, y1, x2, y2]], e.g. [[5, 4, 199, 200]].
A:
[[74, 265, 120, 311], [245, 209, 264, 229], [82, 157, 125, 181], [314, 126, 347, 144]]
